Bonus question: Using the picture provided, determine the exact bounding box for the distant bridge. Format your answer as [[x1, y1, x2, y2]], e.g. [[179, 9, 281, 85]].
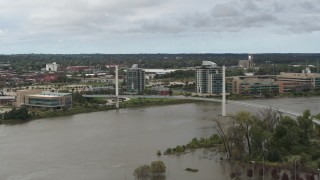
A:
[[83, 94, 320, 126]]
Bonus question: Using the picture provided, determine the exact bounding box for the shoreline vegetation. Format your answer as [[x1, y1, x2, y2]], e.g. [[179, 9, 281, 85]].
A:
[[164, 109, 320, 179], [163, 134, 223, 155], [0, 97, 202, 125], [1, 92, 319, 124]]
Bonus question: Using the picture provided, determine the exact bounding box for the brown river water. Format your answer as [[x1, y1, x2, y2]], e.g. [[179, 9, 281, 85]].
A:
[[0, 97, 318, 180]]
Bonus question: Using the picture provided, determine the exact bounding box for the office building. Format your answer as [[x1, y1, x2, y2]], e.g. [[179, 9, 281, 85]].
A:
[[24, 92, 72, 110], [127, 64, 145, 94], [196, 61, 222, 94], [277, 72, 320, 92], [227, 75, 279, 95], [15, 90, 42, 107]]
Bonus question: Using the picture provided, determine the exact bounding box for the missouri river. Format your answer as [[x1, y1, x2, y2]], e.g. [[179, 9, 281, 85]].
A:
[[0, 97, 318, 180]]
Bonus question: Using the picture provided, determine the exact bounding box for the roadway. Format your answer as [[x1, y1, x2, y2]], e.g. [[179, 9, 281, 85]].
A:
[[83, 94, 320, 126]]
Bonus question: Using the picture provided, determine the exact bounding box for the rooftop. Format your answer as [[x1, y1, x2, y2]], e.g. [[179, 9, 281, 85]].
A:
[[202, 61, 217, 68], [40, 92, 72, 97]]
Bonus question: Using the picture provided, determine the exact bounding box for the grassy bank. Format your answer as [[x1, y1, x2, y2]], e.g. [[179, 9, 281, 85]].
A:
[[119, 98, 199, 109]]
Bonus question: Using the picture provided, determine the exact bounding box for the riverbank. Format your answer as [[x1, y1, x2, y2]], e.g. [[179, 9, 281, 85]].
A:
[[0, 98, 203, 125]]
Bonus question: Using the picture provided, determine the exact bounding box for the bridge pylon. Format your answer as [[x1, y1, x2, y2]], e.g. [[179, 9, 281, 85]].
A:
[[115, 65, 119, 109]]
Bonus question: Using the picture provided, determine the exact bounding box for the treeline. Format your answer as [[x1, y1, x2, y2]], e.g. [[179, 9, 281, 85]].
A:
[[2, 107, 31, 123], [1, 53, 320, 71], [154, 70, 195, 79], [215, 109, 320, 168]]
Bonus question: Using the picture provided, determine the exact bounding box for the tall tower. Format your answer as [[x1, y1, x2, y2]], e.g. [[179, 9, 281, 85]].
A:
[[196, 61, 222, 94], [248, 54, 254, 68], [126, 64, 145, 94]]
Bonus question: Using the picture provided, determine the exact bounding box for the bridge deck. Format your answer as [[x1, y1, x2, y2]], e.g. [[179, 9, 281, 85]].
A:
[[83, 95, 320, 125]]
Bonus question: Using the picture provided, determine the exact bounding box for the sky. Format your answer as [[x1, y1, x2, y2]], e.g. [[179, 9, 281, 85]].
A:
[[0, 0, 319, 54]]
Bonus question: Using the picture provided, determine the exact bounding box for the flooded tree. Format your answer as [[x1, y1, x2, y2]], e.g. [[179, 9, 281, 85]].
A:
[[133, 165, 151, 180]]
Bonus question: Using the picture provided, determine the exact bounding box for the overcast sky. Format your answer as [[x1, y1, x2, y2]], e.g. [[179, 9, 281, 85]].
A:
[[0, 0, 319, 54]]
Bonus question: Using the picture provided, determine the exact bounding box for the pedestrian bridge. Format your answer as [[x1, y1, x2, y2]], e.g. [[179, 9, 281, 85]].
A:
[[83, 94, 320, 126]]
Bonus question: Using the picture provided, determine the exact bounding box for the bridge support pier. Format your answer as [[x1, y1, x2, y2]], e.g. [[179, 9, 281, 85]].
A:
[[115, 65, 119, 109], [222, 65, 226, 116]]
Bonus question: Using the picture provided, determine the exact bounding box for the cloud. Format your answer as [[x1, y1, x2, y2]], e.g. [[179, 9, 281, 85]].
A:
[[0, 0, 320, 53], [211, 4, 240, 17]]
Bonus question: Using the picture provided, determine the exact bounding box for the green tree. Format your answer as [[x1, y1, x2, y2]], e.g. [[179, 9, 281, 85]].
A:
[[314, 113, 320, 138], [73, 92, 87, 104], [250, 118, 270, 158], [297, 110, 313, 145], [232, 111, 255, 155], [3, 107, 31, 121], [271, 116, 300, 154]]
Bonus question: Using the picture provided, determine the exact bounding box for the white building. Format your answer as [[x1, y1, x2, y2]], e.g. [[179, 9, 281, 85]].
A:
[[46, 62, 58, 72], [196, 61, 222, 94]]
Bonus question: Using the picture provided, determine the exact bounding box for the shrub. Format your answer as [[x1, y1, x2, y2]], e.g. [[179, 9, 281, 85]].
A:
[[150, 161, 166, 175], [133, 165, 151, 179], [165, 148, 172, 154], [267, 149, 281, 162]]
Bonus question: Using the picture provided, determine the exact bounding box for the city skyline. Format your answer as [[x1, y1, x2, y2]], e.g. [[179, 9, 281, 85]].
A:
[[0, 0, 319, 54]]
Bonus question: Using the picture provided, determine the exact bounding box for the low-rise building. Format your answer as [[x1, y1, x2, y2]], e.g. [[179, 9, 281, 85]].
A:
[[0, 96, 15, 106], [227, 72, 320, 95], [24, 92, 72, 110], [227, 75, 279, 95], [277, 72, 320, 92]]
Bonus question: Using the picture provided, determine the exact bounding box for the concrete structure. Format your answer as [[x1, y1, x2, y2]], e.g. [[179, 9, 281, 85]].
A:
[[24, 92, 72, 110], [46, 62, 58, 72], [126, 64, 145, 94], [196, 61, 222, 95], [222, 66, 226, 116], [277, 72, 320, 92], [239, 55, 254, 68]]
